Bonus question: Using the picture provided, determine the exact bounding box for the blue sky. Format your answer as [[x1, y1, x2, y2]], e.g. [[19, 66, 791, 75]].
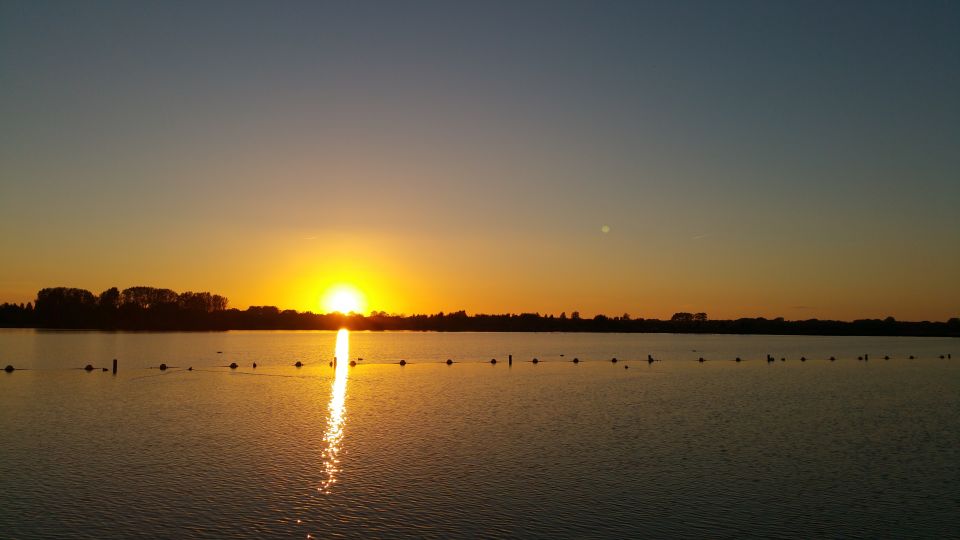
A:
[[1, 1, 958, 319]]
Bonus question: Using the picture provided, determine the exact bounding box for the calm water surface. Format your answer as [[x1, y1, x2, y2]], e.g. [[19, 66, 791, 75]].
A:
[[1, 330, 958, 538]]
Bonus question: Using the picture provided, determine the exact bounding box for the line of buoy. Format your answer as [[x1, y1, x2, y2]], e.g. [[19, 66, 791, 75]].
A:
[[3, 351, 950, 376]]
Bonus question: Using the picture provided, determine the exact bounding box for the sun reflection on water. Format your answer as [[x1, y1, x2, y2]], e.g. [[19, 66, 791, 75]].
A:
[[320, 328, 350, 493]]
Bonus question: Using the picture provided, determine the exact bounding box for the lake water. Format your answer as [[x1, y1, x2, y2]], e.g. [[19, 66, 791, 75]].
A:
[[1, 330, 957, 538]]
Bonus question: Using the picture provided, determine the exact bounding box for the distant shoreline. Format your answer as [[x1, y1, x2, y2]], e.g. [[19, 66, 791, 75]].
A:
[[2, 286, 957, 337], [1, 326, 958, 339]]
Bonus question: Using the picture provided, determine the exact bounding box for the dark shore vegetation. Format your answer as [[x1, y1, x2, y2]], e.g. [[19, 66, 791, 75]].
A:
[[0, 286, 957, 337]]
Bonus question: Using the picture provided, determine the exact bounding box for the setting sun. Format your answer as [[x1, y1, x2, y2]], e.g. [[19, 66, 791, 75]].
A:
[[321, 285, 366, 314]]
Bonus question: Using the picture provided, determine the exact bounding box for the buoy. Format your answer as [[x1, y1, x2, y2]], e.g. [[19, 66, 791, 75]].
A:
[[909, 355, 915, 359], [698, 357, 704, 363], [101, 368, 108, 372], [780, 358, 785, 362], [939, 355, 945, 359], [830, 356, 836, 361], [572, 357, 579, 363], [490, 358, 497, 364], [624, 365, 629, 369], [858, 356, 863, 361], [349, 360, 357, 367], [188, 367, 193, 371], [252, 362, 257, 368], [229, 362, 238, 369], [736, 357, 741, 362], [329, 361, 333, 367], [399, 359, 406, 366], [295, 361, 303, 367], [4, 365, 14, 373], [158, 363, 167, 371], [648, 354, 654, 363], [84, 364, 95, 371], [532, 358, 539, 364], [800, 356, 806, 362], [611, 357, 618, 363], [884, 356, 889, 360], [217, 351, 222, 354], [446, 359, 453, 365], [864, 354, 869, 360]]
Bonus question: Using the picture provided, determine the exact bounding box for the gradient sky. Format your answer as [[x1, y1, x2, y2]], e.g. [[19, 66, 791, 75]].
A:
[[1, 0, 958, 320]]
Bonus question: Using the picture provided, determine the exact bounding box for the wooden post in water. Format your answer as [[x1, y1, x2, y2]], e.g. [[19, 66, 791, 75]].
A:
[[508, 354, 512, 366], [112, 358, 117, 375]]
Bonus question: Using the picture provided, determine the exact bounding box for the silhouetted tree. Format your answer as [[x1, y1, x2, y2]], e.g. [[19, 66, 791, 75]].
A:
[[671, 312, 694, 323], [694, 312, 708, 322], [211, 294, 228, 311], [121, 286, 178, 309], [35, 287, 97, 327], [98, 287, 120, 310]]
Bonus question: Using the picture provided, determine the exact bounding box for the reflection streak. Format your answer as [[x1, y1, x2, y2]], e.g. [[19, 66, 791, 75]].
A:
[[321, 328, 349, 493]]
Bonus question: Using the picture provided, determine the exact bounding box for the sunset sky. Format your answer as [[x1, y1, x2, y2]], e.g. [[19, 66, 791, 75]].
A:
[[1, 1, 958, 320]]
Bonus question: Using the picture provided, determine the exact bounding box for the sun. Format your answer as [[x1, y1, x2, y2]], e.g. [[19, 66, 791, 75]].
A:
[[321, 284, 366, 314]]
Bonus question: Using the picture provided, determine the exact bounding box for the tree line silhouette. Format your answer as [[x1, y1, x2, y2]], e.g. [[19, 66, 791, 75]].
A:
[[0, 286, 957, 336]]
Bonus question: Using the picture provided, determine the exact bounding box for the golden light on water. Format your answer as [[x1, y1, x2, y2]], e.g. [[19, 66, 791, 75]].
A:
[[321, 284, 366, 314], [320, 328, 350, 493]]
